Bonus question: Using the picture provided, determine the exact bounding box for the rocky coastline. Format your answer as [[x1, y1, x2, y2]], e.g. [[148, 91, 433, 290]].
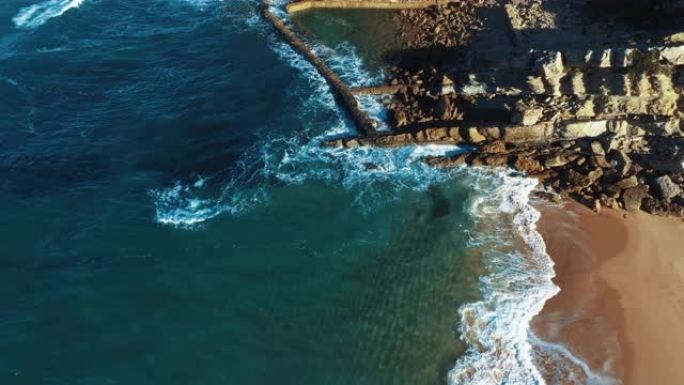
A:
[[271, 0, 684, 218]]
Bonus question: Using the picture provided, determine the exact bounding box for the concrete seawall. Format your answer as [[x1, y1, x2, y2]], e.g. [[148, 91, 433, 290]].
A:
[[261, 2, 377, 136], [287, 0, 449, 14]]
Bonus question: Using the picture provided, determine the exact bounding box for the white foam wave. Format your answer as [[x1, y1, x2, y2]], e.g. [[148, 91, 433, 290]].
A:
[[13, 0, 85, 29], [448, 170, 615, 385]]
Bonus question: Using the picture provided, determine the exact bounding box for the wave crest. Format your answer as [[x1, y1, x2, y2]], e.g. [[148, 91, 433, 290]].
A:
[[13, 0, 86, 29]]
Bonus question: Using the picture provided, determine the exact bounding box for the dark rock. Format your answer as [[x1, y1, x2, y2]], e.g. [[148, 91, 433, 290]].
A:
[[652, 175, 682, 199]]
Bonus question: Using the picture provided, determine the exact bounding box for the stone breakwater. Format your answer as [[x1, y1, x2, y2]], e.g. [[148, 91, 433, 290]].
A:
[[261, 2, 378, 136], [286, 0, 451, 13]]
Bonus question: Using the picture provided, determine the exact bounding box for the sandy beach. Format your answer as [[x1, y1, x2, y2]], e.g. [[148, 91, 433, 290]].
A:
[[534, 202, 684, 385]]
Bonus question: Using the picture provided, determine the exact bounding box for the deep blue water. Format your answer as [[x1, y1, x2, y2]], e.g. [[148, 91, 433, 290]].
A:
[[0, 1, 567, 385], [0, 1, 485, 384]]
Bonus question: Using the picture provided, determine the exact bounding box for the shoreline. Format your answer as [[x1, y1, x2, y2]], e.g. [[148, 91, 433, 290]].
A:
[[535, 201, 684, 385]]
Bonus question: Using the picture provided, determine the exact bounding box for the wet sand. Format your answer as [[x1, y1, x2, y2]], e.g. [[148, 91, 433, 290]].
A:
[[534, 202, 684, 385]]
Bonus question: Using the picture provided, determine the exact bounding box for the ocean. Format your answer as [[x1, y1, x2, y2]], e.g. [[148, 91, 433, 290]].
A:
[[0, 1, 581, 384]]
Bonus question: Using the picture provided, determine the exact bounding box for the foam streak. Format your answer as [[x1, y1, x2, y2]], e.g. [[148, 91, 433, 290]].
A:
[[13, 0, 86, 29]]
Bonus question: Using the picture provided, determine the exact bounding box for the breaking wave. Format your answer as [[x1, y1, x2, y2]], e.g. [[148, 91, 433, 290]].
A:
[[13, 0, 86, 29]]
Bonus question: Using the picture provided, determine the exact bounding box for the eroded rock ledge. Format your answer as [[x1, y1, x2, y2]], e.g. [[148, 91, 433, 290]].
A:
[[279, 0, 684, 217]]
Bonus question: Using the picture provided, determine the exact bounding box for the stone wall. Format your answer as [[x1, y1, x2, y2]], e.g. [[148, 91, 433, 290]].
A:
[[286, 0, 450, 13]]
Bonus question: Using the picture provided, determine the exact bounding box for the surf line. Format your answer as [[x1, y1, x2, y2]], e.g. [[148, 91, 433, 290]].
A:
[[260, 1, 378, 137]]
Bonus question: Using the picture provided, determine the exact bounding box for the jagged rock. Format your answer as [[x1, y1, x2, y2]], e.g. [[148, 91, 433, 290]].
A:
[[616, 176, 639, 190], [514, 155, 544, 173], [652, 175, 682, 199], [561, 120, 608, 139], [481, 140, 507, 154], [622, 185, 650, 212]]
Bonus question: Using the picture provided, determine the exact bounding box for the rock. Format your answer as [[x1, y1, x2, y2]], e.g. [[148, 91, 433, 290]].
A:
[[504, 124, 550, 142], [448, 127, 463, 141], [538, 51, 564, 95], [544, 154, 572, 168], [512, 106, 544, 126], [622, 185, 650, 212], [591, 155, 612, 169], [426, 127, 449, 141], [598, 49, 612, 68], [587, 168, 604, 185], [439, 75, 455, 94], [561, 120, 608, 139], [345, 139, 360, 148], [527, 76, 546, 94], [659, 45, 684, 65], [436, 95, 452, 120], [481, 140, 507, 154], [665, 33, 684, 45], [483, 154, 510, 167], [514, 155, 544, 173], [468, 127, 487, 143], [616, 176, 639, 190], [425, 154, 466, 168], [608, 150, 632, 177], [575, 98, 594, 118], [590, 141, 606, 155], [652, 175, 682, 199], [393, 109, 408, 127]]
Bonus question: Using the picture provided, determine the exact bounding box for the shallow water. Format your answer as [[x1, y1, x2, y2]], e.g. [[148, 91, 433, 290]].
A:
[[0, 1, 587, 384]]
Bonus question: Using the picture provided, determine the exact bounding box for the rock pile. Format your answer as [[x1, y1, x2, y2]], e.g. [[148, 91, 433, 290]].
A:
[[326, 43, 684, 217], [392, 1, 489, 48]]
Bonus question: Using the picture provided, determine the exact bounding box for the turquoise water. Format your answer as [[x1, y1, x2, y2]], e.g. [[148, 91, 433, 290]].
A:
[[0, 1, 573, 384]]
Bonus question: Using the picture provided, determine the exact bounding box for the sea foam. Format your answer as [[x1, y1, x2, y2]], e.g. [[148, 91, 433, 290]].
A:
[[13, 0, 86, 29]]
